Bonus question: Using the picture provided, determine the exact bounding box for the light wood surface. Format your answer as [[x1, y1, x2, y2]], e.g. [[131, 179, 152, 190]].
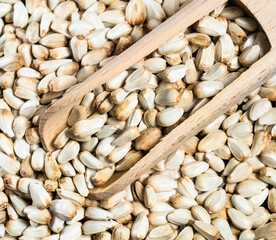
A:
[[37, 0, 276, 199], [88, 0, 276, 200], [89, 48, 276, 200], [39, 0, 228, 152]]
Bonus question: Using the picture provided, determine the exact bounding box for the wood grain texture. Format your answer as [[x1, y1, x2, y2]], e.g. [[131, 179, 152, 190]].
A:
[[37, 0, 276, 199], [237, 0, 276, 48], [89, 48, 276, 200], [39, 0, 228, 152], [88, 0, 276, 199]]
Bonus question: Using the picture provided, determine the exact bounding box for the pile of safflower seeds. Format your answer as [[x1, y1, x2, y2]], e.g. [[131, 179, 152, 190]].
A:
[[0, 0, 275, 239]]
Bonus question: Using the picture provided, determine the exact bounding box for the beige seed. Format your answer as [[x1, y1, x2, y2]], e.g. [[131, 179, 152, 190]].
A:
[[116, 150, 143, 171], [228, 22, 247, 45], [215, 34, 235, 64], [196, 16, 226, 36], [260, 167, 276, 187], [198, 130, 227, 152], [135, 127, 162, 151], [239, 45, 260, 67], [236, 179, 267, 198], [29, 183, 52, 209], [195, 43, 215, 72], [186, 33, 212, 48], [39, 33, 67, 48], [204, 189, 226, 213], [212, 217, 234, 240], [255, 222, 276, 240], [227, 138, 251, 161], [157, 107, 184, 127], [227, 162, 253, 183], [91, 166, 115, 187], [50, 199, 77, 221], [201, 62, 228, 81], [192, 221, 220, 240], [221, 6, 245, 20], [191, 205, 211, 224], [0, 53, 24, 72], [112, 127, 140, 147], [195, 173, 223, 192], [235, 17, 258, 32], [45, 152, 61, 181], [113, 93, 138, 121], [227, 208, 252, 230], [248, 207, 270, 228], [181, 161, 209, 178], [194, 81, 224, 98]]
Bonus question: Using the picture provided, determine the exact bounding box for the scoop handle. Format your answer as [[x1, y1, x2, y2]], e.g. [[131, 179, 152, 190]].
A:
[[39, 0, 228, 151], [89, 47, 276, 200]]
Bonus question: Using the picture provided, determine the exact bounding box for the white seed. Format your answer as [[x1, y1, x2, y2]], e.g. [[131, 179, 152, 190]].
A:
[[177, 176, 198, 199], [60, 222, 82, 240], [0, 133, 14, 158], [72, 113, 107, 138], [162, 64, 187, 83], [58, 140, 80, 164], [112, 127, 140, 146], [73, 173, 89, 197], [6, 219, 28, 237], [146, 224, 176, 240], [181, 161, 209, 178], [29, 183, 52, 209], [24, 206, 52, 225], [248, 207, 270, 228], [109, 201, 133, 220], [176, 226, 193, 240], [50, 199, 77, 221], [144, 185, 157, 208], [201, 62, 228, 81], [83, 220, 113, 234], [198, 130, 227, 152], [227, 208, 252, 230], [192, 221, 220, 240], [85, 206, 113, 221], [195, 173, 223, 192], [197, 16, 226, 36], [0, 151, 20, 175], [205, 152, 225, 172], [168, 209, 192, 225], [212, 217, 234, 240], [204, 188, 226, 213], [227, 162, 253, 183], [239, 45, 260, 67], [231, 194, 254, 215], [79, 151, 103, 170], [259, 108, 276, 125], [194, 81, 224, 98], [227, 138, 251, 161], [191, 205, 211, 224], [236, 179, 267, 198], [147, 175, 177, 192], [13, 2, 28, 28], [248, 188, 269, 208], [0, 108, 14, 138], [157, 107, 184, 127]]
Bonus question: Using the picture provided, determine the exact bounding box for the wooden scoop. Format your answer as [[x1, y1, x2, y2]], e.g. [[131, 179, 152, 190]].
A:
[[39, 0, 276, 199]]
